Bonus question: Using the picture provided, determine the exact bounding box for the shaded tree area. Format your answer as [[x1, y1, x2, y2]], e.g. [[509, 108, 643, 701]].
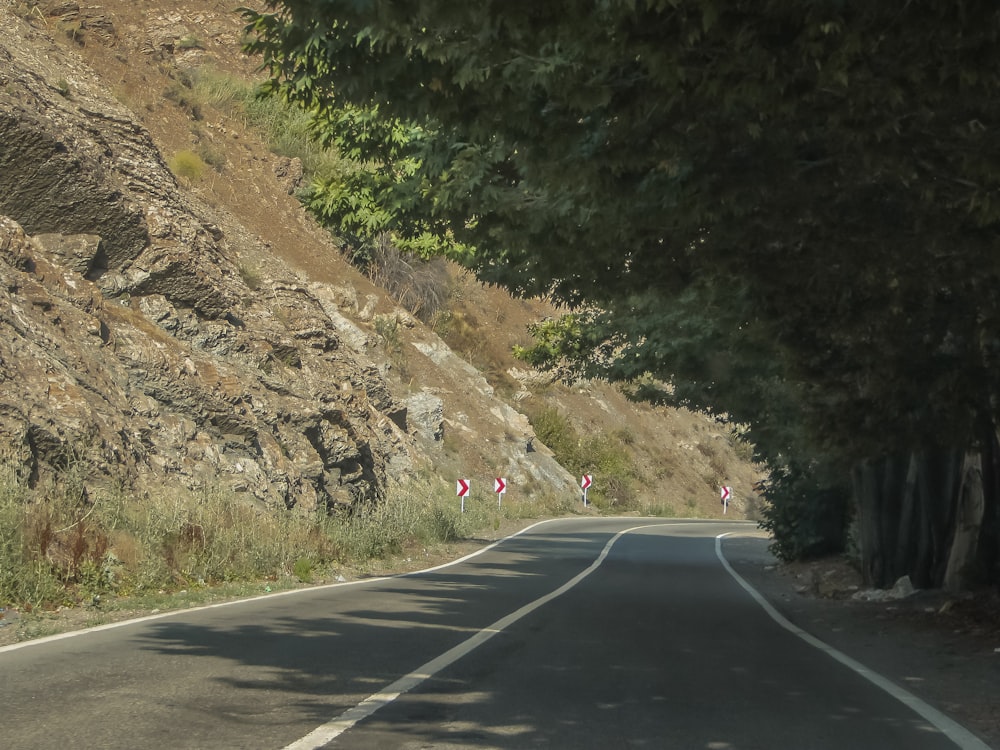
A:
[[242, 1, 1000, 589]]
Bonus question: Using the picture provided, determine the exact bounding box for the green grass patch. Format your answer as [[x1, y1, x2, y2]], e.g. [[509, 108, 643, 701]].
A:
[[175, 66, 347, 185]]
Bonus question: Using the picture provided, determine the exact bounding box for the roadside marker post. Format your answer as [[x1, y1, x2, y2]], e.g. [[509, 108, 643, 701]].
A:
[[494, 477, 506, 508], [457, 479, 470, 513], [721, 485, 732, 514], [581, 474, 592, 506]]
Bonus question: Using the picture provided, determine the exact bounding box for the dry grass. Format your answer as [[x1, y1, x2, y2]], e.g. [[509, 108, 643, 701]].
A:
[[0, 464, 569, 615], [366, 236, 452, 321]]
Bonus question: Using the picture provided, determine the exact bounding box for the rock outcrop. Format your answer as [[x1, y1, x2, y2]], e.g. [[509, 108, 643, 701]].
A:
[[0, 1, 582, 514], [0, 7, 416, 509]]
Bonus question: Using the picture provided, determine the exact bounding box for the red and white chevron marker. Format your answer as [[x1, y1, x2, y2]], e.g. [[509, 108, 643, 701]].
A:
[[457, 478, 470, 513], [581, 474, 592, 491], [494, 477, 506, 508], [721, 486, 732, 514]]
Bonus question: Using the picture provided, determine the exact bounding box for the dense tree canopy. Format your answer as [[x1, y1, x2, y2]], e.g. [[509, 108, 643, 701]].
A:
[[243, 1, 1000, 587]]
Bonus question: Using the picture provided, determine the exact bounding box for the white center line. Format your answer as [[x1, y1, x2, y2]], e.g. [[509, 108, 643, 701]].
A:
[[282, 523, 667, 750]]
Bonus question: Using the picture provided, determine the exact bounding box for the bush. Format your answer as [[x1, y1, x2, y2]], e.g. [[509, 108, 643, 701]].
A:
[[178, 66, 346, 184], [364, 236, 451, 321], [758, 462, 851, 561], [168, 149, 206, 182], [0, 463, 88, 611], [527, 405, 637, 509], [530, 406, 582, 467], [177, 35, 204, 50], [292, 557, 314, 583], [373, 313, 401, 353], [0, 468, 339, 609]]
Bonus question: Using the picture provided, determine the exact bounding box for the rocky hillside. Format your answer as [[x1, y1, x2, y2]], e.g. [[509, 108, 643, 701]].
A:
[[0, 0, 758, 518]]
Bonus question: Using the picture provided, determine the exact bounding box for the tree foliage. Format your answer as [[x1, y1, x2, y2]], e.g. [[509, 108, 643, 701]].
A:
[[243, 1, 1000, 587]]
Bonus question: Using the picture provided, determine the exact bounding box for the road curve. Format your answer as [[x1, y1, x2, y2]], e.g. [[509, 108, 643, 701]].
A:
[[0, 519, 989, 749]]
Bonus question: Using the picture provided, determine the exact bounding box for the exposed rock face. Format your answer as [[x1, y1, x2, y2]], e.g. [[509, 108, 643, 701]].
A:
[[0, 9, 414, 509], [0, 1, 590, 522], [405, 391, 445, 442], [0, 209, 411, 509], [0, 108, 149, 273], [0, 10, 233, 317]]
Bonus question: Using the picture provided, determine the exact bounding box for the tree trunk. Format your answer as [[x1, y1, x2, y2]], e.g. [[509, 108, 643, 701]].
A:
[[853, 455, 907, 588], [854, 459, 885, 587], [894, 454, 918, 583], [913, 448, 962, 589], [943, 450, 985, 591], [854, 448, 964, 589], [972, 422, 1000, 588]]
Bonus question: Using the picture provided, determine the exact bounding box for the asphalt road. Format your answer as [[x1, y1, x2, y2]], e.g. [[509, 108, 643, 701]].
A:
[[0, 519, 988, 749]]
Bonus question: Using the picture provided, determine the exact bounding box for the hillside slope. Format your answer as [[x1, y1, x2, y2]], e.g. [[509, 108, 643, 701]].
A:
[[0, 0, 759, 519]]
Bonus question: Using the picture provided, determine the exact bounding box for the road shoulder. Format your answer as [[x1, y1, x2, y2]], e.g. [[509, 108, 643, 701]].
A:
[[722, 533, 1000, 749]]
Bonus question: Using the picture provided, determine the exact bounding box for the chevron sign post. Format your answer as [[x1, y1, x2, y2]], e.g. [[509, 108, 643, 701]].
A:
[[494, 477, 506, 508], [457, 478, 470, 512], [721, 485, 732, 514], [581, 474, 593, 507]]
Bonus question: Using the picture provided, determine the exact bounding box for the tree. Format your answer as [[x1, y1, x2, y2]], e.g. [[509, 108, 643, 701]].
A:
[[243, 1, 1000, 588]]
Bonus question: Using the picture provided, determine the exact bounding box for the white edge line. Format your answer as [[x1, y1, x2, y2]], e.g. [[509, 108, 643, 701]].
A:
[[715, 533, 992, 750], [282, 522, 669, 750]]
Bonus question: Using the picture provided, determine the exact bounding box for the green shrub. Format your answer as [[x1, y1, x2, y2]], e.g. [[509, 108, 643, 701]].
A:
[[758, 463, 851, 561], [292, 557, 314, 583], [195, 142, 227, 171], [177, 35, 204, 50], [238, 263, 263, 291], [640, 502, 677, 518], [0, 462, 88, 611], [530, 406, 582, 468], [56, 19, 83, 44], [180, 66, 346, 184], [528, 406, 637, 509], [373, 314, 401, 353], [418, 505, 461, 544], [168, 149, 206, 181]]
